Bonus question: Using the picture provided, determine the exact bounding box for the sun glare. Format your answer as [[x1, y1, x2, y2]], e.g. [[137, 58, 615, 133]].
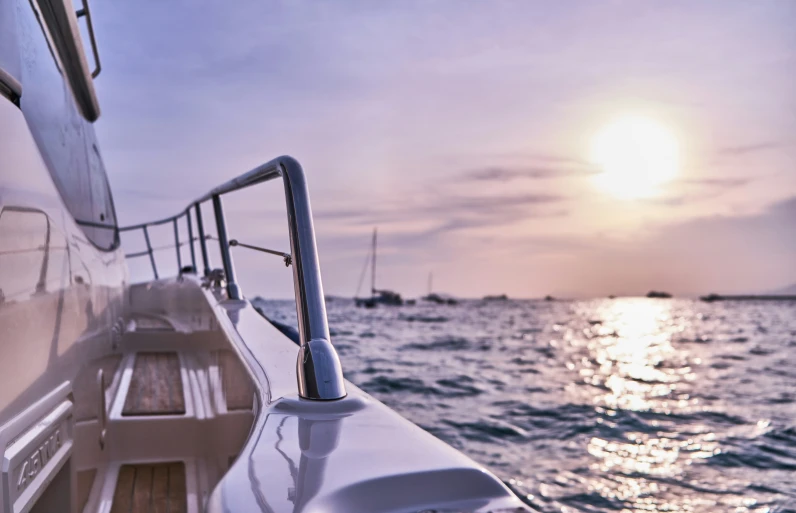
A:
[[590, 115, 680, 199]]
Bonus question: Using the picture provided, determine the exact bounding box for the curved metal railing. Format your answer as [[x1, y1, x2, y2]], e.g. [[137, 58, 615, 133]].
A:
[[118, 156, 346, 401]]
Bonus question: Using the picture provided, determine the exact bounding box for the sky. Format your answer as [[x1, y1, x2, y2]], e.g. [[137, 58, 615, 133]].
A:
[[92, 1, 796, 299]]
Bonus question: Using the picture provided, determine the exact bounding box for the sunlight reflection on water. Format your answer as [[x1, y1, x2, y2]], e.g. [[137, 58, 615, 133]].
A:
[[574, 299, 768, 512]]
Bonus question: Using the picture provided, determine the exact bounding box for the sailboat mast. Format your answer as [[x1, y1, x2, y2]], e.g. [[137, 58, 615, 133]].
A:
[[428, 272, 432, 295], [371, 228, 377, 296]]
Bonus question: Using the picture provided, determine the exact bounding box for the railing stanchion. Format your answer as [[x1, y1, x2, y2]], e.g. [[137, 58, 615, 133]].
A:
[[186, 211, 197, 272], [279, 157, 346, 401], [195, 204, 210, 277], [212, 194, 241, 300], [173, 218, 182, 273], [142, 225, 158, 280], [118, 156, 345, 401]]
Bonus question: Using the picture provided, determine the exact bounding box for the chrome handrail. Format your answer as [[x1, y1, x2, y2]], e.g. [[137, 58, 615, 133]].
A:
[[118, 156, 346, 401]]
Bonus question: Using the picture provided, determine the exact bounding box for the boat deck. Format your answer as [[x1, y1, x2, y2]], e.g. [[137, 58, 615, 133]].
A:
[[110, 462, 187, 513], [68, 297, 258, 513], [122, 352, 186, 416]]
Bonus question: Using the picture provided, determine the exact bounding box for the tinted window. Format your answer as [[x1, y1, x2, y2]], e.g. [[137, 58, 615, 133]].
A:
[[16, 0, 118, 250]]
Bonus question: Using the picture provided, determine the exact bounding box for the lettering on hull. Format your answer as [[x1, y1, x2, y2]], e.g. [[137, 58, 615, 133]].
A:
[[0, 389, 73, 513], [15, 428, 63, 492]]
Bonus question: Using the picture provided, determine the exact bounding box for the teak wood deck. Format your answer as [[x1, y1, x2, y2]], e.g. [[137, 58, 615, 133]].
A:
[[109, 462, 187, 513], [122, 352, 186, 416]]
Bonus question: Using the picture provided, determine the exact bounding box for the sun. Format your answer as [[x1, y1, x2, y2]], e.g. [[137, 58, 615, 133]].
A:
[[589, 115, 680, 199]]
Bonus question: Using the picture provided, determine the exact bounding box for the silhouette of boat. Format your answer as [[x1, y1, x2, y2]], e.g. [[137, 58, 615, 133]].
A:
[[421, 273, 458, 304], [354, 228, 403, 307]]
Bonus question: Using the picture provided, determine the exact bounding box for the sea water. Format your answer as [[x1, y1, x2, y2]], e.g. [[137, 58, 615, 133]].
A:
[[253, 297, 796, 512]]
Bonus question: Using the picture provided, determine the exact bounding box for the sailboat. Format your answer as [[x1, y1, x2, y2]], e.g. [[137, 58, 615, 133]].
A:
[[354, 228, 403, 307], [422, 272, 458, 305], [0, 3, 531, 512]]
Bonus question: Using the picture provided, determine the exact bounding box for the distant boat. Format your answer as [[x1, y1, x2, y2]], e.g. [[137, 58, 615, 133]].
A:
[[354, 228, 404, 307], [544, 295, 555, 301], [423, 293, 458, 305], [646, 290, 672, 298], [483, 294, 509, 301], [422, 272, 458, 305]]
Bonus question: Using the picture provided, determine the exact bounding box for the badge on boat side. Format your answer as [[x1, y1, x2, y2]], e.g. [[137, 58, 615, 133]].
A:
[[0, 382, 74, 513]]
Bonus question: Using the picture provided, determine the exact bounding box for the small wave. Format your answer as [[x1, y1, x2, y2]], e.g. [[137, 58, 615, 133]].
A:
[[749, 346, 774, 356], [360, 376, 437, 395], [443, 418, 529, 442], [360, 375, 483, 398], [558, 491, 625, 512], [710, 444, 796, 471], [717, 353, 746, 361], [435, 376, 483, 397], [677, 336, 712, 344], [401, 337, 472, 351], [399, 314, 449, 323]]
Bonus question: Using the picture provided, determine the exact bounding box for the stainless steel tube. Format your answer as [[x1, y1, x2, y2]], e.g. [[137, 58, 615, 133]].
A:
[[278, 157, 346, 401], [186, 211, 197, 271], [195, 204, 210, 276], [173, 218, 182, 271], [212, 194, 242, 300], [143, 225, 158, 280]]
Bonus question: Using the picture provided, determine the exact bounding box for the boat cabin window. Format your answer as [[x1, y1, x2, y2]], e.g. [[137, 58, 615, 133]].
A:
[[16, 0, 118, 250]]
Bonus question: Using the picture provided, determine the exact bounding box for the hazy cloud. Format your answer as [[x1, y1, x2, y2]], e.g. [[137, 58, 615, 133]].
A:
[[319, 192, 567, 229], [717, 142, 781, 156], [684, 177, 752, 188], [653, 176, 754, 206], [462, 165, 587, 182]]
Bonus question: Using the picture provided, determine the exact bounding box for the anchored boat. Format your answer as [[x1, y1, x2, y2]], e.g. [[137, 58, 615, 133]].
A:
[[0, 1, 531, 512], [354, 228, 404, 307]]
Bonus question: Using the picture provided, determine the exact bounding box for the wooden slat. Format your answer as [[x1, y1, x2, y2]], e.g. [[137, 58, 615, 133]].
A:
[[151, 465, 169, 513], [168, 463, 187, 513], [219, 351, 254, 411], [164, 353, 183, 412], [110, 465, 135, 513], [131, 466, 153, 512], [110, 463, 187, 513], [122, 352, 185, 416]]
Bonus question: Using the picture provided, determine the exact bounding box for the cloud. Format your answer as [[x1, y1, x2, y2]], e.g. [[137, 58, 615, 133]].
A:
[[462, 166, 579, 182], [683, 177, 752, 188], [717, 142, 781, 156], [319, 192, 567, 231], [453, 152, 598, 183], [651, 176, 754, 206]]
